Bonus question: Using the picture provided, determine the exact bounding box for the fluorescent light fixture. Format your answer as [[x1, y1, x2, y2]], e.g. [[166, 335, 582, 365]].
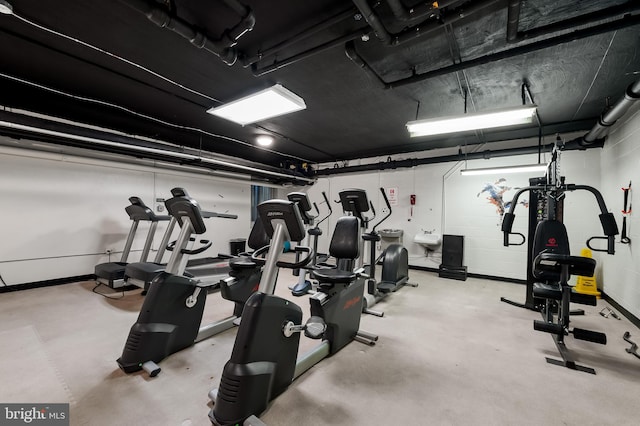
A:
[[0, 0, 13, 15], [406, 105, 537, 137], [256, 135, 273, 146], [460, 164, 548, 176], [207, 84, 306, 126]]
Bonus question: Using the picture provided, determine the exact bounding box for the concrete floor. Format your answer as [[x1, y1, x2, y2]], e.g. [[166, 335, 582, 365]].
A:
[[1, 270, 639, 425]]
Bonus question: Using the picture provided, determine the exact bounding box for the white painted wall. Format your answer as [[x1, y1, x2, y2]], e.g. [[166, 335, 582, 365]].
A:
[[599, 102, 640, 319], [0, 143, 251, 286], [294, 146, 606, 282]]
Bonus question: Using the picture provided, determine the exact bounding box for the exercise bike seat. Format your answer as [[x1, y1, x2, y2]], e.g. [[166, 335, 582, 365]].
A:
[[311, 268, 356, 284], [229, 256, 259, 269]]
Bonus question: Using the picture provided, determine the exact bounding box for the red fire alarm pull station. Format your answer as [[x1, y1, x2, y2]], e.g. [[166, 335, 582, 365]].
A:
[[410, 194, 416, 218]]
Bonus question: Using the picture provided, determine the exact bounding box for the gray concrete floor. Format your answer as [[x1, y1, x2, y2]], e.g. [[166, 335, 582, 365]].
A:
[[1, 270, 639, 425]]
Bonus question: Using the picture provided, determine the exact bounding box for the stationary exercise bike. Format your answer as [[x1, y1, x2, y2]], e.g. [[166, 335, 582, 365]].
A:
[[209, 200, 377, 426], [117, 188, 268, 377]]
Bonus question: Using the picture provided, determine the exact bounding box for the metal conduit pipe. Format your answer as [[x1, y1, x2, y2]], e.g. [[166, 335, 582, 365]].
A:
[[120, 0, 254, 66], [252, 28, 370, 77], [513, 1, 640, 43], [581, 79, 640, 145], [243, 7, 356, 67], [506, 0, 522, 42], [352, 0, 392, 44], [353, 0, 501, 47], [385, 0, 442, 22], [0, 110, 314, 184], [344, 41, 387, 88], [315, 138, 602, 176], [386, 13, 640, 89]]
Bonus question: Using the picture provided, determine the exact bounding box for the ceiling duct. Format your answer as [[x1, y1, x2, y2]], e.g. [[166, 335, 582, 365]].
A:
[[316, 138, 602, 176], [385, 0, 442, 22], [0, 109, 314, 185], [351, 0, 501, 47], [508, 1, 640, 43], [120, 0, 255, 66], [578, 79, 640, 145]]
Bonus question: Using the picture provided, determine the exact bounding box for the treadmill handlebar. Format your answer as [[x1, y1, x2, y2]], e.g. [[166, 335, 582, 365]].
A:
[[201, 211, 238, 219]]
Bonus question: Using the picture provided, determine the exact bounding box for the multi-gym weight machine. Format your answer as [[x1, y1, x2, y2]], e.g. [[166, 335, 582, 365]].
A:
[[501, 140, 618, 373]]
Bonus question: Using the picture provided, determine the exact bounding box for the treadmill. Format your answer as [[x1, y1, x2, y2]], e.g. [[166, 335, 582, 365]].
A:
[[94, 197, 170, 289], [124, 188, 238, 292]]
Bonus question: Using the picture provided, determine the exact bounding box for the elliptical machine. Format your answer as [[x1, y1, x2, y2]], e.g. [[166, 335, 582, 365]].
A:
[[287, 192, 318, 296], [361, 188, 416, 317], [209, 199, 376, 426], [117, 188, 267, 377], [336, 188, 414, 316], [289, 191, 332, 296]]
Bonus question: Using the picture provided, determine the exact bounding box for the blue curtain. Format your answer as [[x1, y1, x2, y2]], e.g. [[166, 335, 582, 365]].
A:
[[251, 185, 276, 221]]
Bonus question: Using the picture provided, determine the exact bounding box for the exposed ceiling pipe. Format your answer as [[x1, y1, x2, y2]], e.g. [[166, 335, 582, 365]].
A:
[[0, 110, 314, 185], [352, 0, 392, 44], [352, 0, 500, 47], [345, 0, 500, 76], [243, 7, 356, 67], [316, 138, 602, 176], [251, 0, 497, 76], [385, 0, 446, 22], [385, 13, 640, 89], [506, 0, 521, 42], [120, 0, 255, 66], [578, 79, 640, 145], [512, 1, 640, 43], [344, 41, 387, 88], [252, 28, 370, 77]]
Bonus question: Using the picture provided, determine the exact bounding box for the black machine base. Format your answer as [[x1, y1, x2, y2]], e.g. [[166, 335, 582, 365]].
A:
[[438, 265, 468, 281]]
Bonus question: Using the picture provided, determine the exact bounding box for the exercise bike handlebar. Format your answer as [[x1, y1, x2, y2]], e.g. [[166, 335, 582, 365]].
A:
[[202, 211, 238, 220], [251, 244, 315, 269], [167, 238, 213, 255]]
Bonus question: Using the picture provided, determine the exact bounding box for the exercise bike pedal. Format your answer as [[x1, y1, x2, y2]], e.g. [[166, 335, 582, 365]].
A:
[[304, 316, 326, 339]]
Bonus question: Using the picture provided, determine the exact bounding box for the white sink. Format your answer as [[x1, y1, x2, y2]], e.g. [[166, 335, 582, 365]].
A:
[[414, 233, 441, 249]]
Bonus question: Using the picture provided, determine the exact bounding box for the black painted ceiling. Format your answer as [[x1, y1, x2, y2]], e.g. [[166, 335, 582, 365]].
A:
[[0, 0, 638, 176]]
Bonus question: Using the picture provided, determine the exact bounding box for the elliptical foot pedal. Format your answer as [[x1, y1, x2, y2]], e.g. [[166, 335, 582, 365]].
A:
[[291, 279, 312, 297], [304, 316, 326, 339], [377, 282, 394, 293]]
